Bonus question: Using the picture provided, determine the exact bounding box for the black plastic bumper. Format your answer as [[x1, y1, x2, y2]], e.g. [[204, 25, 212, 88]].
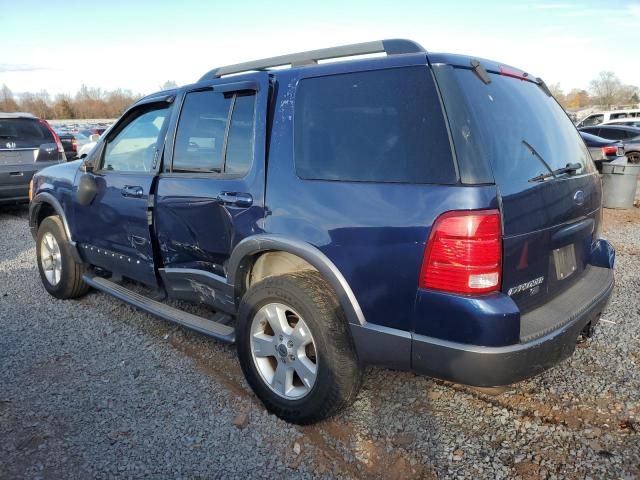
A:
[[351, 265, 615, 386], [411, 266, 614, 386]]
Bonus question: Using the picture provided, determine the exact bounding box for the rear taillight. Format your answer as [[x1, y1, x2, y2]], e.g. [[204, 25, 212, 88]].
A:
[[38, 119, 65, 156], [419, 210, 502, 295], [71, 138, 78, 152], [601, 146, 618, 156]]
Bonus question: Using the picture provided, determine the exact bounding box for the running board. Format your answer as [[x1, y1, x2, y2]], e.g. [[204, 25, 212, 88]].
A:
[[83, 274, 235, 343]]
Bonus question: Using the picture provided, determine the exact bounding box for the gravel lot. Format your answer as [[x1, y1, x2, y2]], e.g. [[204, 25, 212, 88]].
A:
[[1, 204, 638, 479]]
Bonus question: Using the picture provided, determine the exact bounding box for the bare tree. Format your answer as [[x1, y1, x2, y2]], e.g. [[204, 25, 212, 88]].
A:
[[549, 82, 566, 105], [616, 84, 640, 106], [19, 91, 53, 119], [0, 84, 19, 112], [589, 71, 621, 109], [52, 94, 75, 119], [565, 89, 591, 109]]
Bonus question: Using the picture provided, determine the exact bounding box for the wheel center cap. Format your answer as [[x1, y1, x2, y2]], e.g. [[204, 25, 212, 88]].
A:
[[277, 344, 288, 357]]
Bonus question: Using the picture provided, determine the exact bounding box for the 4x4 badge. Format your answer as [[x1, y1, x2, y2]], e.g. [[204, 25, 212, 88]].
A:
[[5, 141, 16, 149]]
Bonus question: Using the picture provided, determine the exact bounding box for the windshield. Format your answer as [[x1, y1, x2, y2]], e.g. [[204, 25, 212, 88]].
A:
[[434, 65, 594, 194]]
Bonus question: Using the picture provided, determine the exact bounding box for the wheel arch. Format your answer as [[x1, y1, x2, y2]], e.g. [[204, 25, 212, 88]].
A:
[[229, 235, 366, 326], [29, 192, 82, 263]]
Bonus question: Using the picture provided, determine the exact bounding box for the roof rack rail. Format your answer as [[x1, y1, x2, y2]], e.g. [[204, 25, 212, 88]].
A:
[[199, 39, 426, 81]]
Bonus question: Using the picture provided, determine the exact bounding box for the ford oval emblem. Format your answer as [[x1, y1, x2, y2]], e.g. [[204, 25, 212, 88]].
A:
[[573, 190, 585, 206]]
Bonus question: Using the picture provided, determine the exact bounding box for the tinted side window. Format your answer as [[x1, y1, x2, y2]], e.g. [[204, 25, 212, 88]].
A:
[[225, 92, 256, 175], [173, 90, 232, 172], [599, 128, 626, 140], [103, 107, 169, 172], [294, 67, 456, 184]]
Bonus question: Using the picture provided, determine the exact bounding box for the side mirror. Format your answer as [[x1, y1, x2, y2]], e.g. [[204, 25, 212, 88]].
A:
[[77, 173, 98, 205]]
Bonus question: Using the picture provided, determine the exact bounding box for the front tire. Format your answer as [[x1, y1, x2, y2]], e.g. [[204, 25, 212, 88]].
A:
[[236, 271, 362, 424], [36, 216, 90, 299]]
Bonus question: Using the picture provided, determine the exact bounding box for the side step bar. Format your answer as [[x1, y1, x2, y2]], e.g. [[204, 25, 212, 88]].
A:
[[83, 274, 235, 343]]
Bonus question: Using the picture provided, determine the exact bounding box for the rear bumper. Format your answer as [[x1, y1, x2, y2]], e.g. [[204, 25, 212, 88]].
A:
[[351, 264, 614, 386], [0, 177, 33, 203], [0, 163, 46, 203], [412, 265, 614, 386]]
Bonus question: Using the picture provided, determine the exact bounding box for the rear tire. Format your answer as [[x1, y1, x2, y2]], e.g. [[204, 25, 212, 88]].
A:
[[36, 216, 90, 299], [236, 271, 362, 424]]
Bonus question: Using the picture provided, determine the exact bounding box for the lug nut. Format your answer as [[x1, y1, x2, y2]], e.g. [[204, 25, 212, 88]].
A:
[[289, 354, 295, 361], [287, 340, 293, 348], [279, 335, 283, 341]]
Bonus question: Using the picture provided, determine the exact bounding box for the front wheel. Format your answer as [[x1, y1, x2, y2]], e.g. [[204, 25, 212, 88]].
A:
[[236, 271, 362, 424], [36, 215, 90, 299]]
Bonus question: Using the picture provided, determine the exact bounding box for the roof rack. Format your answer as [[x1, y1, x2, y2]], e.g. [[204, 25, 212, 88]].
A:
[[199, 39, 426, 81]]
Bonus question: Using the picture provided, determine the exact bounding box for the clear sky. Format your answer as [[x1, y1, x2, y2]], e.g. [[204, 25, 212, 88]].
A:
[[0, 0, 638, 96]]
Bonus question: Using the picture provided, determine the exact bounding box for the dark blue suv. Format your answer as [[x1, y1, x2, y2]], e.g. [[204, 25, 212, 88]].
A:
[[29, 40, 615, 424]]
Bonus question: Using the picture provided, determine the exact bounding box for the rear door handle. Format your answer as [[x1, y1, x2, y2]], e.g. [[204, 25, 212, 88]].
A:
[[121, 185, 144, 198], [216, 191, 253, 208]]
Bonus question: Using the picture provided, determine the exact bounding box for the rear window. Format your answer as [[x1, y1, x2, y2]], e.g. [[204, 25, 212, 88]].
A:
[[434, 66, 594, 194], [0, 118, 54, 148], [294, 67, 456, 184]]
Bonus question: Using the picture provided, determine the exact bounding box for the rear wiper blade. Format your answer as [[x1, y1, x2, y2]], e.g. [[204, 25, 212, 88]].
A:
[[522, 140, 554, 177], [529, 163, 582, 183]]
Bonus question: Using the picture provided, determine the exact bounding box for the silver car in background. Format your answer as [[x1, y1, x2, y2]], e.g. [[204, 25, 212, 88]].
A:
[[0, 113, 66, 205]]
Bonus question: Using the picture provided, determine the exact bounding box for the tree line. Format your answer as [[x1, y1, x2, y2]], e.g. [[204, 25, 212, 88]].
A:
[[0, 81, 178, 120], [550, 71, 639, 110], [0, 73, 638, 119]]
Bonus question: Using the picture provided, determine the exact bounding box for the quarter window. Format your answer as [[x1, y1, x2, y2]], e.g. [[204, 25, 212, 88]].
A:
[[173, 89, 256, 175], [294, 67, 456, 184]]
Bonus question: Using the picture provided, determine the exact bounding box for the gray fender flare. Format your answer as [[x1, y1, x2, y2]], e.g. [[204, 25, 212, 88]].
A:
[[228, 234, 366, 326], [29, 192, 82, 263]]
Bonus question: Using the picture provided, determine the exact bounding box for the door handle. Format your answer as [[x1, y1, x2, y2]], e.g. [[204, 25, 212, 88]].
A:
[[216, 191, 253, 208], [121, 185, 144, 198]]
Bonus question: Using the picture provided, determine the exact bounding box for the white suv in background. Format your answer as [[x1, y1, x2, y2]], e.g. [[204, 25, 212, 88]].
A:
[[576, 109, 640, 128]]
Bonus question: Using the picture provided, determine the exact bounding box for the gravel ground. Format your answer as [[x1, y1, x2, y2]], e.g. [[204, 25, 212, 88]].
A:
[[0, 204, 638, 479]]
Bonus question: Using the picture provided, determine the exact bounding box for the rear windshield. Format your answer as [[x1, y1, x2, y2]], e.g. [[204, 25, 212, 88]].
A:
[[0, 118, 54, 148], [294, 67, 457, 184], [434, 65, 594, 193]]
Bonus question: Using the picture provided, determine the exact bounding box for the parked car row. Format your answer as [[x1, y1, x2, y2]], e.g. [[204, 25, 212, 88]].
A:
[[53, 124, 110, 160]]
